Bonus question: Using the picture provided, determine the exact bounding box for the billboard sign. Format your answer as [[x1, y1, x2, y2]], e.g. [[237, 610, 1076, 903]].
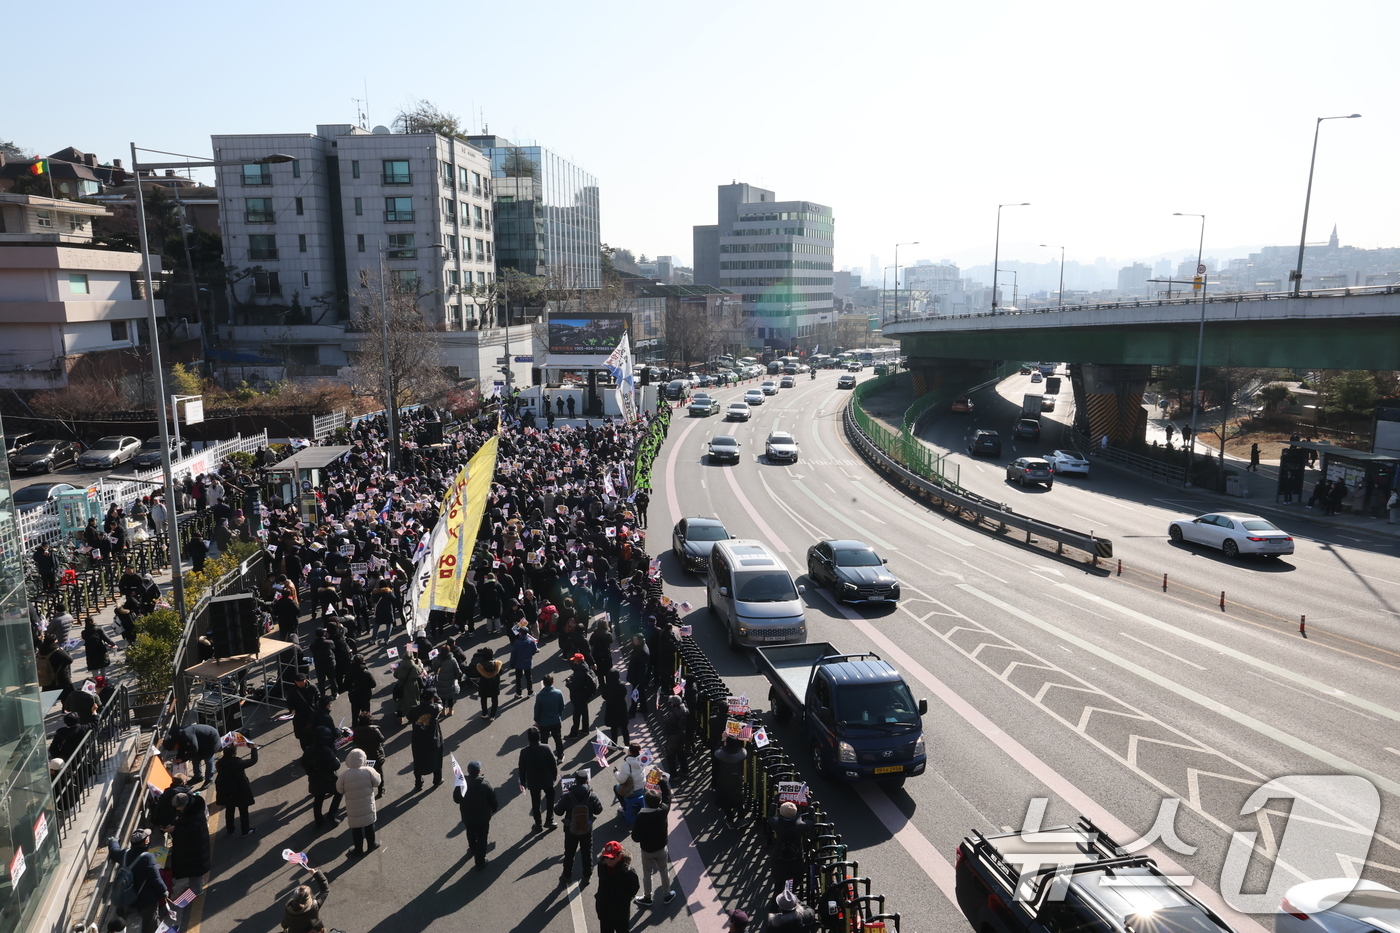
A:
[[547, 313, 632, 355]]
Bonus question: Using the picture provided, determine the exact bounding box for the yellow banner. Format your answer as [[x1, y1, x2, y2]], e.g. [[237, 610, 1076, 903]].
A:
[[423, 435, 497, 613]]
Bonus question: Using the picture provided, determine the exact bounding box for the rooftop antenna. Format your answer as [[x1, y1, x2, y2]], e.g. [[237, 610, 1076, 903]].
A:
[[352, 79, 369, 129]]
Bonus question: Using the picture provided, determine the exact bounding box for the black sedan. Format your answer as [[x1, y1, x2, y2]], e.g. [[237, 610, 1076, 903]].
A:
[[806, 539, 900, 603], [707, 435, 742, 464], [13, 482, 77, 511], [671, 516, 731, 573], [9, 439, 83, 474], [133, 436, 193, 468]]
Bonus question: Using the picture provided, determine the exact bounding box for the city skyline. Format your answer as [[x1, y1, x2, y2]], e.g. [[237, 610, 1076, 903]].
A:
[[4, 0, 1397, 274]]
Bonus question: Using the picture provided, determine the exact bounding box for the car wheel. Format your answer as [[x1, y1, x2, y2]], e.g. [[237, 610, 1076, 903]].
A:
[[727, 622, 740, 651], [1168, 525, 1184, 544], [707, 592, 716, 616], [769, 688, 792, 723], [1018, 475, 1026, 487], [810, 741, 828, 777], [1046, 481, 1053, 490], [1222, 539, 1240, 559]]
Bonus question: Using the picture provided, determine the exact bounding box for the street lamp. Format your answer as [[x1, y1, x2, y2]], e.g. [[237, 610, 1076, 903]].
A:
[[131, 144, 294, 621], [1173, 212, 1207, 486], [992, 202, 1029, 310], [892, 241, 919, 324], [1292, 114, 1360, 297], [1040, 244, 1065, 309]]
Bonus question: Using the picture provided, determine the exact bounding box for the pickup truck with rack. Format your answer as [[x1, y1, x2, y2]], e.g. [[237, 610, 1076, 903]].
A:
[[955, 816, 1238, 933], [755, 642, 927, 784]]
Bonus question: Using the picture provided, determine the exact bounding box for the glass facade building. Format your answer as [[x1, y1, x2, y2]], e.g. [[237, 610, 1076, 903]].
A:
[[0, 411, 59, 932], [467, 137, 600, 290]]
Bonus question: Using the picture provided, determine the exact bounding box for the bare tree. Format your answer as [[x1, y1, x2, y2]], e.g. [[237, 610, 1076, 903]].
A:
[[393, 99, 463, 138], [347, 271, 453, 409], [31, 379, 126, 436]]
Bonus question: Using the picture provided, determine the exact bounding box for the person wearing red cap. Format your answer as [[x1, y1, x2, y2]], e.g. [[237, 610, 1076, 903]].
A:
[[594, 840, 640, 932]]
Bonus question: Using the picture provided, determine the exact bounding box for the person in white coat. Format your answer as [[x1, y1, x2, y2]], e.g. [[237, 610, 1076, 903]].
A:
[[612, 743, 647, 807], [335, 748, 382, 855]]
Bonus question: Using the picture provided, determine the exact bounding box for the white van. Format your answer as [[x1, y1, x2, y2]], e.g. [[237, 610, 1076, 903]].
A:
[[706, 539, 808, 649]]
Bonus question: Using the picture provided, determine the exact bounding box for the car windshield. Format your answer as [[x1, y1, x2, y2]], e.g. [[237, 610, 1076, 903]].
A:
[[91, 439, 123, 450], [1240, 520, 1281, 532], [711, 437, 737, 447], [686, 524, 728, 541], [14, 486, 61, 503], [834, 549, 881, 567], [1057, 451, 1085, 461], [140, 439, 165, 450], [768, 434, 794, 445], [23, 443, 59, 454], [836, 682, 919, 726], [734, 571, 798, 602], [1026, 461, 1050, 469]]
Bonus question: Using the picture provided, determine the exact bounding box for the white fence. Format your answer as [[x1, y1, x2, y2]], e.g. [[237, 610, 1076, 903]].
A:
[[17, 431, 269, 547]]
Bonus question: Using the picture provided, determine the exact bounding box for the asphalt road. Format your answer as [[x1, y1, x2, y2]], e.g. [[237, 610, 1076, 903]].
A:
[[654, 368, 1400, 933]]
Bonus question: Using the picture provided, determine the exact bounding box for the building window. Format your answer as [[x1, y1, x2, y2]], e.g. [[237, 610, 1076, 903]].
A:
[[253, 270, 281, 294], [242, 163, 271, 186], [475, 238, 485, 261], [357, 234, 366, 252], [36, 209, 52, 228], [292, 159, 301, 178], [245, 197, 274, 223], [463, 271, 474, 286], [385, 197, 414, 222], [68, 273, 89, 294], [302, 271, 310, 287], [474, 205, 483, 228], [110, 320, 128, 341], [382, 160, 411, 185], [354, 197, 363, 216], [351, 160, 361, 179], [441, 161, 454, 186], [445, 234, 458, 258], [484, 208, 491, 229], [298, 233, 307, 252], [447, 270, 459, 287], [460, 166, 470, 187], [387, 233, 416, 260], [472, 172, 482, 195], [295, 197, 304, 216], [485, 241, 492, 261], [68, 214, 86, 232], [248, 234, 277, 261], [393, 270, 420, 290], [443, 198, 456, 220]]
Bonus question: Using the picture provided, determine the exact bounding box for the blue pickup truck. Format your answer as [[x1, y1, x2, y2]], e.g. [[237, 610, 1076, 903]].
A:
[[755, 642, 927, 784]]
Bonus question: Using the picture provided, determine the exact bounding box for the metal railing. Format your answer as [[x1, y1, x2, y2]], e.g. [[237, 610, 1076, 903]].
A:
[[50, 685, 132, 844], [384, 210, 414, 223], [849, 374, 959, 489]]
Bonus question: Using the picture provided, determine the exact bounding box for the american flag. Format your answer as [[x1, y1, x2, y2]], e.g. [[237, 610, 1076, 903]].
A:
[[171, 888, 198, 908]]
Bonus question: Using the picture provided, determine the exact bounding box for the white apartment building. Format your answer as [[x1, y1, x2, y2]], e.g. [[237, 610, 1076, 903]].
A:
[[211, 124, 520, 386], [0, 193, 164, 391]]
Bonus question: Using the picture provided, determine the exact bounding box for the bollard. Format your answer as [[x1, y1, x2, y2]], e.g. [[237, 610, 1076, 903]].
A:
[[1162, 572, 1168, 591], [1220, 590, 1225, 610], [1300, 615, 1307, 638], [1116, 559, 1122, 576]]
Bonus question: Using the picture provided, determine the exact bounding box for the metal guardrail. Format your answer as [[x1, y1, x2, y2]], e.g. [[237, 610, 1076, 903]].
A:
[[1070, 428, 1188, 485], [50, 685, 132, 844], [845, 398, 1113, 561]]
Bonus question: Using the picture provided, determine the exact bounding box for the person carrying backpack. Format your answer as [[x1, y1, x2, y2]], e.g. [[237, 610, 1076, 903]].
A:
[[565, 654, 597, 739], [554, 770, 604, 887], [106, 828, 168, 933]]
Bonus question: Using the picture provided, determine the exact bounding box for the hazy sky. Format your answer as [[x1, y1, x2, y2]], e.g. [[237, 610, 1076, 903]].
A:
[[6, 0, 1395, 274]]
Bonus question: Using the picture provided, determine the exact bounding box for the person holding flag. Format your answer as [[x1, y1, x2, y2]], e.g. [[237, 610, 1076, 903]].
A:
[[453, 760, 499, 871], [280, 865, 331, 933]]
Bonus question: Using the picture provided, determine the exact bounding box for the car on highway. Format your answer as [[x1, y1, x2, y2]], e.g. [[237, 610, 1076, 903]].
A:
[[672, 516, 732, 573], [1018, 365, 1033, 375], [1005, 457, 1054, 488], [9, 439, 83, 474], [1277, 878, 1400, 933], [1043, 449, 1089, 476], [725, 402, 752, 422], [1040, 396, 1056, 412], [779, 375, 796, 389], [764, 431, 799, 463], [845, 361, 862, 372], [744, 389, 765, 405], [760, 380, 779, 395], [133, 436, 194, 468], [1168, 511, 1295, 558], [1030, 371, 1043, 383], [950, 397, 973, 413], [836, 373, 857, 389], [806, 539, 900, 603], [1013, 418, 1041, 441], [13, 482, 77, 511], [707, 434, 742, 464], [968, 429, 1002, 457], [76, 435, 141, 469], [688, 394, 720, 416]]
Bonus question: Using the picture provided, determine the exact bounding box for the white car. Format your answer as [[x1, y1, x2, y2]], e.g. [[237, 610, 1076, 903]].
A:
[[744, 389, 765, 405], [1277, 878, 1400, 933], [764, 431, 799, 463], [1168, 511, 1295, 558], [1043, 449, 1089, 477], [726, 403, 752, 421], [760, 381, 779, 395]]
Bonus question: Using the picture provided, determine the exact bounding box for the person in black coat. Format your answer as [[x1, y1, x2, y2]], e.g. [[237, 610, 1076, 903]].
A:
[[299, 727, 342, 826], [82, 617, 117, 675], [106, 828, 168, 933], [517, 726, 559, 832], [48, 711, 91, 763], [286, 672, 321, 748], [453, 761, 500, 871], [163, 722, 221, 784], [215, 742, 260, 836], [272, 592, 301, 641], [33, 543, 58, 592], [351, 711, 387, 799], [410, 688, 445, 791], [154, 777, 188, 830], [345, 656, 376, 723], [187, 535, 208, 573], [168, 791, 211, 910], [626, 635, 650, 718], [309, 628, 338, 696], [565, 654, 597, 739], [554, 771, 605, 886], [599, 670, 630, 748]]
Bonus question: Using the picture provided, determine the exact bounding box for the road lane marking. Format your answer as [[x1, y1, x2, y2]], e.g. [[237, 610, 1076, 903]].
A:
[[854, 783, 958, 903], [718, 457, 792, 557], [789, 479, 895, 550], [848, 480, 977, 548], [857, 509, 886, 524], [1387, 748, 1400, 758], [1239, 668, 1379, 722], [1120, 632, 1207, 670], [665, 417, 706, 527]]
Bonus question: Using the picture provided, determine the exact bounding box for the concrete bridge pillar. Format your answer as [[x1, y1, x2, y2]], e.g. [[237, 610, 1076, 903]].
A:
[[1071, 363, 1151, 447], [906, 357, 1000, 398]]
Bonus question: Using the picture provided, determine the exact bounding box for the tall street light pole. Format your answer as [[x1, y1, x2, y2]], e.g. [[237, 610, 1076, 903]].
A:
[[992, 203, 1029, 310], [892, 241, 919, 324], [1040, 244, 1065, 309], [1291, 113, 1361, 297], [377, 246, 398, 473], [132, 144, 293, 622], [1173, 212, 1206, 486]]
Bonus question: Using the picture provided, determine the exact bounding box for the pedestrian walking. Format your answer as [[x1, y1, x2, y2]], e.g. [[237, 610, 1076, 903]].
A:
[[454, 761, 499, 871], [1248, 443, 1260, 472], [595, 840, 641, 933], [105, 829, 168, 933], [345, 656, 376, 724], [534, 674, 567, 762], [589, 618, 615, 673], [566, 654, 598, 739], [82, 617, 117, 676], [555, 770, 604, 886], [215, 742, 259, 837], [350, 711, 387, 799], [633, 489, 650, 529], [336, 747, 382, 855], [518, 726, 559, 832], [168, 791, 211, 924], [300, 727, 343, 826], [659, 695, 690, 781], [473, 648, 503, 721], [410, 687, 445, 790], [1388, 489, 1398, 524], [280, 868, 330, 933], [310, 628, 338, 697], [477, 573, 504, 634], [626, 636, 650, 718], [600, 670, 630, 747], [287, 673, 321, 748], [434, 643, 463, 717], [631, 791, 678, 906], [1164, 423, 1176, 446], [510, 628, 539, 696], [712, 736, 747, 826], [394, 652, 424, 725]]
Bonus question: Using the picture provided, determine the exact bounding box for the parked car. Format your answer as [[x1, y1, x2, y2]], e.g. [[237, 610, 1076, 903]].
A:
[[672, 516, 731, 573], [950, 397, 973, 413], [805, 539, 899, 603], [1013, 418, 1041, 441], [76, 435, 141, 469], [836, 373, 857, 389], [13, 482, 77, 511], [707, 435, 742, 464], [760, 380, 779, 395], [133, 436, 194, 468], [764, 431, 799, 463], [1277, 878, 1400, 933], [968, 430, 1002, 457], [1005, 457, 1054, 488], [1168, 512, 1295, 559], [9, 439, 83, 474], [3, 432, 38, 457], [688, 395, 720, 417], [725, 403, 752, 422], [1043, 449, 1089, 476]]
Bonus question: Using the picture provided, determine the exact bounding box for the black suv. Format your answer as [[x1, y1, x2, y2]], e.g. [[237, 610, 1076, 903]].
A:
[[969, 430, 1002, 457], [1015, 418, 1041, 441]]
